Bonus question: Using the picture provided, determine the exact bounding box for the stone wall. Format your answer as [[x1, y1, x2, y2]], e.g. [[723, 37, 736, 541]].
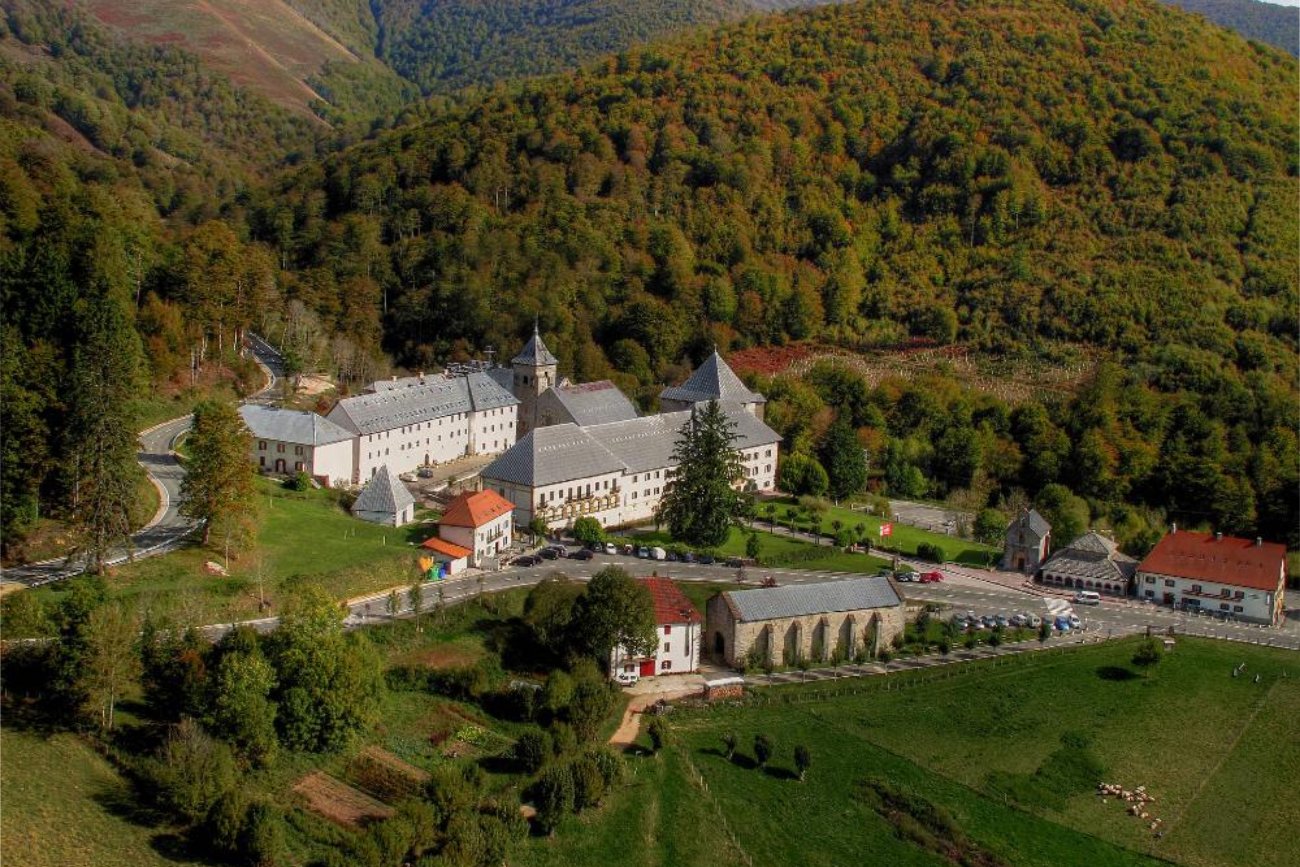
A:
[[705, 597, 907, 669]]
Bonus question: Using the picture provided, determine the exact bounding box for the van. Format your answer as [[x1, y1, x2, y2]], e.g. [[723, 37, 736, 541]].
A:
[[650, 546, 667, 561], [1074, 590, 1102, 606]]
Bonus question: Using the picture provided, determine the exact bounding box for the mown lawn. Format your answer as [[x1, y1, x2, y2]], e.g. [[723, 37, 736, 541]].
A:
[[521, 637, 1299, 867], [758, 496, 999, 567], [636, 526, 892, 574], [24, 479, 437, 628], [0, 728, 204, 867]]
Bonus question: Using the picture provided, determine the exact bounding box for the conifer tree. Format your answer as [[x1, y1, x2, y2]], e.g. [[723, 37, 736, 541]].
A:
[[820, 414, 866, 501], [656, 400, 744, 548], [67, 294, 143, 574]]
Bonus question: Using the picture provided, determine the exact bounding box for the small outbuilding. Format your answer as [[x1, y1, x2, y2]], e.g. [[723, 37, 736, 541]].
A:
[[1039, 531, 1137, 596], [1002, 508, 1051, 574], [351, 465, 416, 527], [420, 537, 471, 576]]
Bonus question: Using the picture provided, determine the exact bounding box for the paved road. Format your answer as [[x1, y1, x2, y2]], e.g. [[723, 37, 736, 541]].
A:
[[199, 553, 1300, 654], [1, 335, 284, 588]]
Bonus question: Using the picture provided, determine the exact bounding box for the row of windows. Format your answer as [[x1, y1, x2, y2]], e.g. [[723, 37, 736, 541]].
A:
[[1145, 575, 1246, 598], [368, 409, 510, 442], [257, 441, 305, 455]]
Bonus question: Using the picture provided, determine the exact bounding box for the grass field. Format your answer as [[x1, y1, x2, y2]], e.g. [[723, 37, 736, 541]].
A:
[[636, 526, 892, 574], [519, 638, 1300, 867], [22, 479, 436, 628], [758, 496, 1000, 566], [0, 728, 203, 867]]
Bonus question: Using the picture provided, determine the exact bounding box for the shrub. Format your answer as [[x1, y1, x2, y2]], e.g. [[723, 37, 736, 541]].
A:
[[515, 729, 551, 774], [586, 746, 626, 788], [721, 731, 737, 759], [143, 718, 237, 823], [283, 471, 312, 492], [877, 649, 893, 663], [647, 717, 668, 753], [533, 763, 575, 834], [566, 679, 616, 742], [571, 756, 606, 810], [753, 733, 774, 768], [1132, 638, 1163, 674], [915, 542, 944, 562], [425, 766, 480, 826], [794, 745, 811, 781], [203, 789, 249, 856], [571, 517, 605, 546], [240, 803, 286, 867], [549, 722, 578, 757]]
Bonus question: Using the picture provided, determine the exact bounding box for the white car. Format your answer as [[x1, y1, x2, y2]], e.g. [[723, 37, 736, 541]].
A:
[[1068, 613, 1082, 629], [1027, 614, 1043, 628], [1074, 590, 1102, 606], [604, 543, 617, 555]]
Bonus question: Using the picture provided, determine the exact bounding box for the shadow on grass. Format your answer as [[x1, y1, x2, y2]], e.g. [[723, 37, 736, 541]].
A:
[[763, 765, 799, 781], [1096, 665, 1140, 682]]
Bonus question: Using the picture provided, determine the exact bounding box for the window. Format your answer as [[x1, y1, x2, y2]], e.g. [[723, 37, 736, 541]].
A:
[[258, 441, 266, 451], [277, 443, 285, 453], [661, 660, 672, 671], [259, 456, 265, 467], [1145, 576, 1155, 584], [663, 644, 670, 654], [1219, 603, 1230, 611], [1221, 588, 1231, 598], [663, 625, 672, 635], [1145, 590, 1155, 598], [1191, 585, 1201, 594], [1233, 605, 1243, 613], [1164, 579, 1175, 587]]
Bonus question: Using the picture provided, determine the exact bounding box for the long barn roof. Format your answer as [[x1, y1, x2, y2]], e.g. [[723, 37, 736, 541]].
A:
[[723, 577, 900, 623]]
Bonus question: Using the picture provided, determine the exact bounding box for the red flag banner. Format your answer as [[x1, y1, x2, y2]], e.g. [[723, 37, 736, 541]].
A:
[[879, 523, 893, 537]]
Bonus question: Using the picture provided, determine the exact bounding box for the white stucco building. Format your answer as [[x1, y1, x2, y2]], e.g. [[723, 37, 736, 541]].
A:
[[326, 370, 519, 484], [611, 577, 702, 682], [239, 404, 355, 487], [435, 489, 514, 567], [1136, 529, 1287, 625], [481, 401, 780, 531]]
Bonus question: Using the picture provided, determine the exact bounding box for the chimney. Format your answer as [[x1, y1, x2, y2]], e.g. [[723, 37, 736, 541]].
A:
[[1214, 531, 1222, 542], [1256, 537, 1263, 547], [1171, 522, 1177, 534]]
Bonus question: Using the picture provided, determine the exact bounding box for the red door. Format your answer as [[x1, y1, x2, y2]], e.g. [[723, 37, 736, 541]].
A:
[[638, 659, 655, 677]]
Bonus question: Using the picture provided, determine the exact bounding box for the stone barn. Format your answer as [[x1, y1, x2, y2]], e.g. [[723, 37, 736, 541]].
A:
[[705, 577, 906, 669]]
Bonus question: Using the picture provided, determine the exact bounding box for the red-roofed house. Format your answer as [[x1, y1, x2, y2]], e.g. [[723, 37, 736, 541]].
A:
[[436, 489, 514, 567], [1136, 529, 1287, 625], [421, 536, 472, 575], [610, 577, 702, 685]]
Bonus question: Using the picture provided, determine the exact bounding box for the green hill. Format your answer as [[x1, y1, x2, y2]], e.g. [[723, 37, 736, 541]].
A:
[[1161, 0, 1299, 55]]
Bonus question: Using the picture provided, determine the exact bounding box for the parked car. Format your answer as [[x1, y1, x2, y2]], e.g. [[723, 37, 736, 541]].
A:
[[681, 552, 696, 563], [636, 547, 650, 558], [570, 549, 594, 561], [1054, 616, 1072, 632], [650, 546, 667, 561], [621, 544, 635, 555], [894, 571, 919, 582], [1067, 613, 1082, 629], [698, 555, 716, 565], [510, 555, 539, 567], [417, 467, 434, 478], [920, 571, 944, 583], [1027, 614, 1043, 628], [980, 615, 998, 629], [725, 557, 745, 568], [1009, 613, 1027, 627], [952, 615, 970, 630], [1073, 590, 1101, 606], [537, 548, 559, 561], [876, 568, 894, 579], [994, 614, 1010, 629], [604, 543, 618, 555], [399, 472, 417, 482]]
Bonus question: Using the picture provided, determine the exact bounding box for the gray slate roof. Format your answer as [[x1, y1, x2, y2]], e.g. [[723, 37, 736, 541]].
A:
[[539, 381, 639, 427], [1041, 532, 1137, 582], [352, 465, 415, 514], [660, 351, 766, 405], [1008, 509, 1051, 539], [512, 324, 558, 366], [329, 371, 518, 436], [725, 577, 901, 623], [481, 424, 625, 487], [239, 405, 353, 446], [481, 403, 780, 487]]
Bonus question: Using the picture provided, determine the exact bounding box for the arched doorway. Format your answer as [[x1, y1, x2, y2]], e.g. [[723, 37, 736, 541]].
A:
[[713, 632, 725, 659], [1065, 577, 1074, 588], [274, 458, 286, 473]]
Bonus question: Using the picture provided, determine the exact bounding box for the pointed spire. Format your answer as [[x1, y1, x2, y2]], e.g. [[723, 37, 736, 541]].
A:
[[512, 319, 558, 367]]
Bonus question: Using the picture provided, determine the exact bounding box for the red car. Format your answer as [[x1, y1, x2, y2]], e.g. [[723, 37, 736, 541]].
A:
[[919, 571, 945, 583]]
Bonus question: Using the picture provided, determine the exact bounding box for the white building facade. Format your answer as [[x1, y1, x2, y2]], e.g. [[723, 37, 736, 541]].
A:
[[327, 371, 519, 484], [1135, 530, 1287, 625], [436, 489, 515, 567], [610, 577, 702, 682], [239, 405, 355, 487]]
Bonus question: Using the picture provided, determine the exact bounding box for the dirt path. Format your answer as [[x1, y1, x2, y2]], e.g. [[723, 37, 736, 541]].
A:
[[608, 686, 703, 746]]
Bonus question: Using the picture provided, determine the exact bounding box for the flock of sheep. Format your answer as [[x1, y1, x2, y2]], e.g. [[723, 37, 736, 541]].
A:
[[1097, 782, 1163, 836]]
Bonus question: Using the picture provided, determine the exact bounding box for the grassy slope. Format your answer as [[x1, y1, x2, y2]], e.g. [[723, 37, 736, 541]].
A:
[[25, 479, 434, 626], [0, 728, 203, 867], [761, 497, 1000, 567], [521, 638, 1297, 867], [637, 525, 893, 573]]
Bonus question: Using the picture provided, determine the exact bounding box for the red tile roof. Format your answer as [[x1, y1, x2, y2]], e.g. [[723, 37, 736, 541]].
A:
[[1137, 531, 1286, 592], [639, 577, 702, 625], [421, 537, 472, 559], [439, 489, 514, 528]]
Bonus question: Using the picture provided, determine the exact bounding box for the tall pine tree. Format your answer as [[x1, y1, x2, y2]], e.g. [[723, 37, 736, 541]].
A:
[[656, 401, 745, 548], [67, 294, 143, 574], [181, 400, 257, 553], [820, 414, 867, 501]]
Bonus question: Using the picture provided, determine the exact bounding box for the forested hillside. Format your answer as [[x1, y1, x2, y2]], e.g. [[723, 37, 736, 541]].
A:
[[1162, 0, 1299, 55]]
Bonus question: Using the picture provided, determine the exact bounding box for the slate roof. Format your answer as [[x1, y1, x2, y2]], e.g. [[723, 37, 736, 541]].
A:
[[1041, 532, 1137, 583], [540, 381, 639, 427], [369, 373, 437, 392], [329, 371, 518, 436], [1008, 509, 1051, 539], [439, 490, 514, 528], [723, 577, 900, 623], [1138, 531, 1286, 591], [481, 403, 780, 487], [481, 425, 625, 488], [352, 466, 415, 515], [640, 577, 702, 625], [660, 351, 766, 406], [512, 323, 558, 366], [239, 405, 353, 446]]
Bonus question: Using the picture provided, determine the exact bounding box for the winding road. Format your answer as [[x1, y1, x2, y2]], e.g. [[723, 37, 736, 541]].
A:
[[0, 335, 284, 589]]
